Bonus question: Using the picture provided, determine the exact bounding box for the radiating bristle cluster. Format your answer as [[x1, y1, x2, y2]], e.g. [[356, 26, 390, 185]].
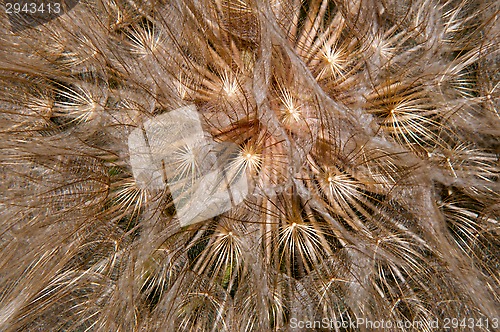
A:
[[0, 0, 499, 331]]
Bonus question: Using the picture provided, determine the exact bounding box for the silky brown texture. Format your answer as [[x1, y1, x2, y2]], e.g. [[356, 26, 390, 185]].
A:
[[0, 0, 499, 331]]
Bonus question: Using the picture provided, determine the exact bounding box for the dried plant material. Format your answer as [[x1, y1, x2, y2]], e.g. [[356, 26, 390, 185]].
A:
[[0, 0, 498, 331]]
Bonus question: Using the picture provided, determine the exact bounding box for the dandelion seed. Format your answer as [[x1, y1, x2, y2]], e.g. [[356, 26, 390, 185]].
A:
[[226, 143, 262, 175], [110, 177, 149, 220], [127, 22, 163, 56], [371, 35, 395, 61], [220, 71, 239, 97], [279, 88, 302, 124], [170, 144, 200, 181], [318, 44, 346, 79], [54, 85, 103, 124], [323, 170, 360, 207]]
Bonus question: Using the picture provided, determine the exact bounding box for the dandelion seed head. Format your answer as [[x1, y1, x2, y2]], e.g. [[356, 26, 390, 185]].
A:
[[1, 0, 499, 330]]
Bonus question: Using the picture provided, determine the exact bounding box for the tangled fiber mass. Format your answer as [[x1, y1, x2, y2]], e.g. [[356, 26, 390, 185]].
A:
[[0, 0, 499, 330]]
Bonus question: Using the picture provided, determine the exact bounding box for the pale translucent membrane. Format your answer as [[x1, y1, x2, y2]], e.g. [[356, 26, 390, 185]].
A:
[[128, 105, 248, 226]]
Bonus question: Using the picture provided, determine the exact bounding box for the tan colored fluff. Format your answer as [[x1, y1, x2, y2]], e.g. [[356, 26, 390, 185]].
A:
[[0, 0, 499, 331]]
